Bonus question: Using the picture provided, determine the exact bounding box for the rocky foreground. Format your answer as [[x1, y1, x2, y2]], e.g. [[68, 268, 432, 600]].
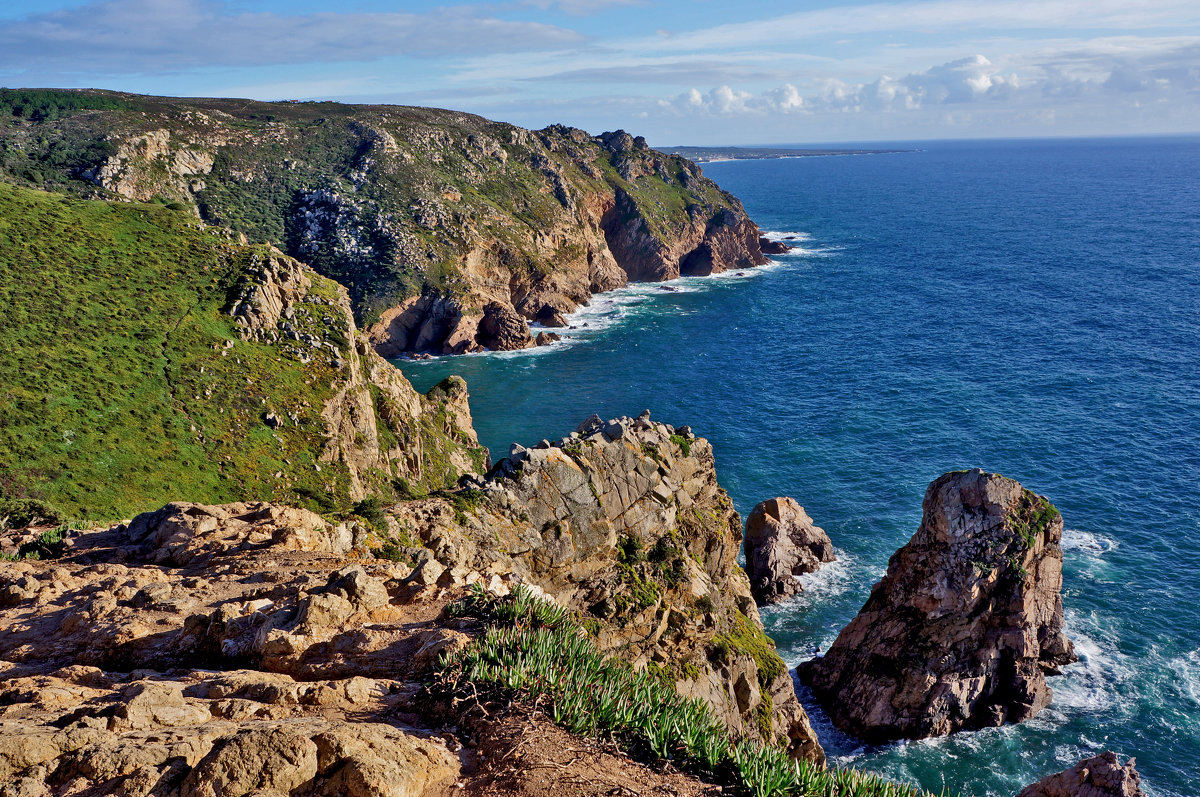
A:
[[0, 414, 825, 795]]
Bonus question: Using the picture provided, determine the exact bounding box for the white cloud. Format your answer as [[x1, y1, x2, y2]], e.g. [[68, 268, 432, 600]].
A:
[[522, 0, 644, 15], [637, 0, 1200, 55], [661, 45, 1199, 118], [0, 0, 583, 73]]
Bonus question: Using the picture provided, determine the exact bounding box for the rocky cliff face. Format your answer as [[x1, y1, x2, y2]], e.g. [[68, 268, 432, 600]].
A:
[[743, 497, 836, 606], [1018, 752, 1145, 797], [1, 92, 769, 356], [224, 247, 485, 502], [798, 469, 1076, 742], [388, 413, 824, 764]]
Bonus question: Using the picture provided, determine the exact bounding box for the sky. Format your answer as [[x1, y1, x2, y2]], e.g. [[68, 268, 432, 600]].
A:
[[1, 0, 1199, 144]]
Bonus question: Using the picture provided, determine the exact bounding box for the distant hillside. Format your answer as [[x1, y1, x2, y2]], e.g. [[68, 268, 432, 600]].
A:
[[0, 89, 769, 356], [0, 182, 482, 521]]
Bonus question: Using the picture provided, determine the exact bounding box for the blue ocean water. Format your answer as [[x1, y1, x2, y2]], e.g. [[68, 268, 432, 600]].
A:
[[399, 137, 1200, 796]]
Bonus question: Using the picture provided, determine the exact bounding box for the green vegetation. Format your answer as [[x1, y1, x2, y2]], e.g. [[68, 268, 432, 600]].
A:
[[349, 496, 387, 530], [0, 525, 68, 561], [712, 612, 788, 688], [0, 183, 361, 519], [1009, 492, 1061, 550], [437, 584, 948, 797], [669, 433, 692, 457], [0, 89, 129, 122], [0, 183, 477, 521]]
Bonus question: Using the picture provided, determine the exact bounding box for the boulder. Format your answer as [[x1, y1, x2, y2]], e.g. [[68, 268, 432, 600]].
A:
[[799, 469, 1076, 742], [534, 331, 562, 346], [759, 237, 790, 255], [743, 497, 835, 605], [1017, 752, 1145, 797], [475, 301, 533, 351]]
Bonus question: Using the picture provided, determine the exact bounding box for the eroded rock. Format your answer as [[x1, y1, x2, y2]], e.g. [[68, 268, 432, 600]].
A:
[[1017, 752, 1145, 797], [799, 469, 1077, 742], [743, 497, 835, 605]]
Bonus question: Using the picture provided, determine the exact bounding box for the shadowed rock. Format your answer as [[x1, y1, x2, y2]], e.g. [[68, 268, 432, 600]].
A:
[[798, 469, 1076, 742]]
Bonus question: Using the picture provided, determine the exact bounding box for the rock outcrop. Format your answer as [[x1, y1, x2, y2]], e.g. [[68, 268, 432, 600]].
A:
[[1017, 752, 1145, 797], [227, 247, 485, 499], [799, 469, 1076, 742], [388, 413, 824, 764], [743, 497, 836, 605], [2, 93, 769, 356]]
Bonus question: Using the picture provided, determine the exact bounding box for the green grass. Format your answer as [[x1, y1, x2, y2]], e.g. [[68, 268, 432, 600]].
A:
[[0, 183, 358, 520], [436, 585, 951, 797]]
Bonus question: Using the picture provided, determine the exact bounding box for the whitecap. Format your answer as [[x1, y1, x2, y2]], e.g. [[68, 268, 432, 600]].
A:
[[1061, 529, 1118, 557], [1050, 612, 1137, 717], [1167, 649, 1200, 706], [759, 229, 814, 241]]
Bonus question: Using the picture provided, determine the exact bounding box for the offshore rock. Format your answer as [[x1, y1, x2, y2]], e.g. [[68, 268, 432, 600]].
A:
[[475, 301, 534, 351], [799, 469, 1076, 742], [759, 237, 790, 255], [1017, 752, 1145, 797], [744, 497, 835, 606]]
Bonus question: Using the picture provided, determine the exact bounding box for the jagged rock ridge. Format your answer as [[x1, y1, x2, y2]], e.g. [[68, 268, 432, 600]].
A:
[[799, 469, 1077, 742], [0, 414, 825, 795]]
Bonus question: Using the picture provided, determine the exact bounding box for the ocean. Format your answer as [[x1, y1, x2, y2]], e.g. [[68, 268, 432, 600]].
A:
[[398, 136, 1200, 796]]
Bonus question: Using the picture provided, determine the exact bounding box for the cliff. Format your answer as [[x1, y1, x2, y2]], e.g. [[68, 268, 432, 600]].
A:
[[0, 89, 768, 356], [0, 182, 482, 522], [0, 413, 836, 795]]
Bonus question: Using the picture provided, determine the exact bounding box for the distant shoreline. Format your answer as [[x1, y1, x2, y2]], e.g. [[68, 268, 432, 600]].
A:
[[662, 145, 911, 163]]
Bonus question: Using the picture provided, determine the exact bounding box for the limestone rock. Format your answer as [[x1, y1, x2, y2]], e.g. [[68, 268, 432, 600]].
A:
[[743, 497, 835, 605], [799, 469, 1077, 742], [1017, 752, 1145, 797]]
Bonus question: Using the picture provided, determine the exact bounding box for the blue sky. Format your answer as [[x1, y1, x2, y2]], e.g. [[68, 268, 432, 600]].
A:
[[2, 0, 1198, 144]]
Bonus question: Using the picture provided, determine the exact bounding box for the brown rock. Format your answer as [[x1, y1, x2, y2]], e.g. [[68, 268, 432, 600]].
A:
[[534, 331, 562, 346], [758, 237, 790, 255], [798, 469, 1077, 742], [743, 497, 835, 605], [1017, 752, 1145, 797], [475, 301, 534, 351]]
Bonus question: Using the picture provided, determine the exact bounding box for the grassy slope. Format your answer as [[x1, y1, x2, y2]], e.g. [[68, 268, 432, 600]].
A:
[[0, 182, 361, 520]]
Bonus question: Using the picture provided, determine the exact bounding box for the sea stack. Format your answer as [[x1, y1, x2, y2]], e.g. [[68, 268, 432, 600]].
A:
[[798, 469, 1076, 742], [743, 497, 835, 605]]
